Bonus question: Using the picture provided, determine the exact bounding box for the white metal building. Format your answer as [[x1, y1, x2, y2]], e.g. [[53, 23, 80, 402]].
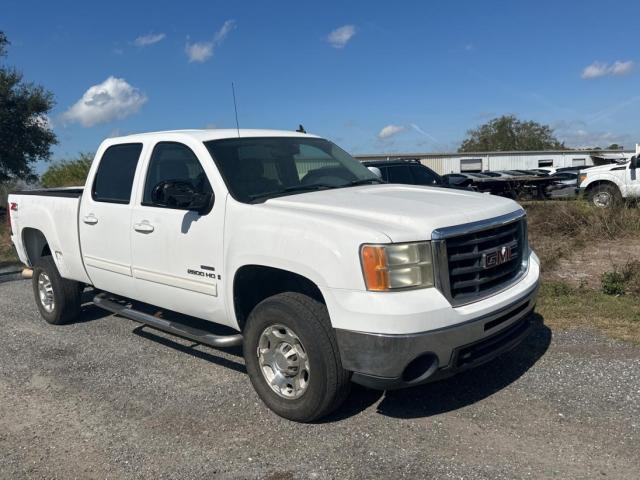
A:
[[355, 147, 636, 175]]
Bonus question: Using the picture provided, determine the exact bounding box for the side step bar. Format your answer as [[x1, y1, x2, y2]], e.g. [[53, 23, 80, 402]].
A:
[[93, 293, 243, 348]]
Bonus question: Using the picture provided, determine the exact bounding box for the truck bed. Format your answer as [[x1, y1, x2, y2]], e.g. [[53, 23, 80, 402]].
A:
[[8, 188, 90, 284]]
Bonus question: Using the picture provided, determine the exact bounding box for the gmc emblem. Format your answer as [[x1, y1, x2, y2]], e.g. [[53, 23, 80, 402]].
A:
[[481, 242, 517, 269]]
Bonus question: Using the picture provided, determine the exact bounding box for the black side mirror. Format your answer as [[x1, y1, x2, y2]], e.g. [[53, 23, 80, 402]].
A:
[[630, 156, 638, 169], [151, 180, 213, 214]]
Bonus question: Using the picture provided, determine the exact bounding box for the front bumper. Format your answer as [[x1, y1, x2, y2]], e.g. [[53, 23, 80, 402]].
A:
[[335, 282, 539, 390]]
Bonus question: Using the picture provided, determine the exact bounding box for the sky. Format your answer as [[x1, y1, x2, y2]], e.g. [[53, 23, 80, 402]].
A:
[[3, 0, 640, 173]]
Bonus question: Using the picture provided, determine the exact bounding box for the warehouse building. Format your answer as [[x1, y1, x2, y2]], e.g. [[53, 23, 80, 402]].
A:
[[355, 147, 637, 175]]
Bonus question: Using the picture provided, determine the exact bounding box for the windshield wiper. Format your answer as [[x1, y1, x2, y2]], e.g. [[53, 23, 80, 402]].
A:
[[348, 178, 385, 186], [248, 184, 338, 202]]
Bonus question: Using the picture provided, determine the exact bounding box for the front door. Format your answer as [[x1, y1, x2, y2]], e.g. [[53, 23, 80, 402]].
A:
[[130, 141, 227, 324], [626, 161, 640, 197], [79, 143, 144, 298]]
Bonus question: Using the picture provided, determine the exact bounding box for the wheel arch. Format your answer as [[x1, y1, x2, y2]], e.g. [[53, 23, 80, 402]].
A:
[[232, 265, 326, 331], [584, 179, 621, 194], [21, 227, 52, 266]]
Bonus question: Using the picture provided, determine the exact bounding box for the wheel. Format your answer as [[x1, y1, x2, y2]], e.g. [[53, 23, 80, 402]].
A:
[[588, 184, 621, 208], [32, 256, 82, 325], [243, 292, 351, 422]]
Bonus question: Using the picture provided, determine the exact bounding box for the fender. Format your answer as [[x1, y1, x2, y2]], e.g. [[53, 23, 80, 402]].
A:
[[15, 197, 90, 283]]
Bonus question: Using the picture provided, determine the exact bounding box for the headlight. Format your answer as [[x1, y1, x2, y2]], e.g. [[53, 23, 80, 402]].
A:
[[578, 173, 587, 185], [360, 242, 434, 291]]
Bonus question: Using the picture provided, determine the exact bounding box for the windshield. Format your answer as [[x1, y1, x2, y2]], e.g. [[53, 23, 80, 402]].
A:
[[204, 137, 381, 203]]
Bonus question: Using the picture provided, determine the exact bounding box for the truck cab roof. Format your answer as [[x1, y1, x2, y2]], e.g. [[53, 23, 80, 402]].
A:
[[107, 129, 319, 144]]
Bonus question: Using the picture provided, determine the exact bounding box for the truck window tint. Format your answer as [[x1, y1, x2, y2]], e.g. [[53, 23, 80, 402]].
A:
[[205, 137, 378, 203], [410, 165, 439, 185], [143, 142, 212, 206], [92, 143, 143, 204], [386, 166, 413, 184], [294, 144, 341, 179]]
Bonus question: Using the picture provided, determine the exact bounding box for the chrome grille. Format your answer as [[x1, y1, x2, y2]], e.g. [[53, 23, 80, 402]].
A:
[[432, 211, 528, 306]]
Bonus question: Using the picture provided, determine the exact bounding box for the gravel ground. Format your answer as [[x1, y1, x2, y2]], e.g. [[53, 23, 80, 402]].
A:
[[1, 279, 639, 480]]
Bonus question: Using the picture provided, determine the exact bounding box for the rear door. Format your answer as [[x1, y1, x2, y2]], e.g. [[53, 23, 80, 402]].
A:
[[130, 141, 227, 323], [79, 143, 144, 297]]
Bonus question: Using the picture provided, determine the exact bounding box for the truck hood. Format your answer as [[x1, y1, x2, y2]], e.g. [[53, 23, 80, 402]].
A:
[[264, 184, 522, 242], [582, 163, 627, 174]]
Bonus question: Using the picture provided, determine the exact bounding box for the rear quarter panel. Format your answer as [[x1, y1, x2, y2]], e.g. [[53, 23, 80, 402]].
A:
[[9, 193, 90, 283]]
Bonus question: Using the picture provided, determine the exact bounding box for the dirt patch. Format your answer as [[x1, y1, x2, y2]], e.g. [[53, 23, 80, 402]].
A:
[[545, 240, 640, 289]]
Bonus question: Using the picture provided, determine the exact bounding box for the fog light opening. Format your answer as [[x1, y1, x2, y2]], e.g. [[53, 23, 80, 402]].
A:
[[401, 354, 438, 383]]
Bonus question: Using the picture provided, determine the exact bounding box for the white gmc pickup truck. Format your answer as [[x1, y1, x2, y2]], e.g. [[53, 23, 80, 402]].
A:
[[7, 129, 540, 422]]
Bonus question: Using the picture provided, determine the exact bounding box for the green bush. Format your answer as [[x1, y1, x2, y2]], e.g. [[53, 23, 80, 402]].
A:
[[601, 271, 627, 296], [601, 261, 640, 296], [40, 153, 93, 188]]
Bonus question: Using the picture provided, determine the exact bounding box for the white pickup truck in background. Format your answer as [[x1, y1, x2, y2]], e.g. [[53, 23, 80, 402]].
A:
[[7, 129, 540, 421], [579, 145, 640, 208]]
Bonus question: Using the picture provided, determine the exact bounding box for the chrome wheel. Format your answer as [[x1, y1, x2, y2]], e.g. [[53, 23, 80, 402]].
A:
[[593, 191, 612, 208], [257, 324, 310, 399], [37, 272, 55, 313]]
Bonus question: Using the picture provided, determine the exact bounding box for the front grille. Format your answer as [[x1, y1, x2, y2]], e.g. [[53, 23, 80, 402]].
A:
[[432, 212, 528, 306]]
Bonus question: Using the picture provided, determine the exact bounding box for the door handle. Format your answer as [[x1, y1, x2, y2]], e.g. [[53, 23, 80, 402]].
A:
[[83, 214, 98, 225], [134, 222, 155, 233]]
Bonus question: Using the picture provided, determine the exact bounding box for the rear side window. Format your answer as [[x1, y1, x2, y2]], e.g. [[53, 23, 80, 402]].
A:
[[410, 165, 439, 185], [92, 143, 143, 203], [386, 165, 413, 184]]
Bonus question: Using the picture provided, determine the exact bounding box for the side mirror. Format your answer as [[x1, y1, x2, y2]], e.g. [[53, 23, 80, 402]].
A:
[[151, 180, 213, 214], [630, 156, 638, 169], [367, 166, 382, 178]]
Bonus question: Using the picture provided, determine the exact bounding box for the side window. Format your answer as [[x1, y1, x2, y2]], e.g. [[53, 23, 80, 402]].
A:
[[92, 143, 143, 204], [410, 165, 439, 185], [387, 165, 413, 184], [143, 142, 212, 207], [378, 166, 390, 182]]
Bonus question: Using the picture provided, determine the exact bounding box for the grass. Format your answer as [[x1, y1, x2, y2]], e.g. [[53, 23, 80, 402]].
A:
[[523, 201, 640, 344], [524, 200, 640, 272], [537, 281, 640, 345], [0, 214, 19, 266]]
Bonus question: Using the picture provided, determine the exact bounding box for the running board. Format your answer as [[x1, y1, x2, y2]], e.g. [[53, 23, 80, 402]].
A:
[[93, 293, 243, 348]]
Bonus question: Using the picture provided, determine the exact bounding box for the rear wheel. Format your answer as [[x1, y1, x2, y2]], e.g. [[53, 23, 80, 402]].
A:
[[32, 256, 82, 325], [588, 184, 621, 208], [243, 292, 351, 422]]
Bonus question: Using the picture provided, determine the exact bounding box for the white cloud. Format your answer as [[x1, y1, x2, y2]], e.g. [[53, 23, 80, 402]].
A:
[[327, 25, 356, 49], [581, 60, 634, 79], [62, 76, 147, 127], [133, 32, 166, 47], [185, 20, 236, 63], [378, 124, 405, 140]]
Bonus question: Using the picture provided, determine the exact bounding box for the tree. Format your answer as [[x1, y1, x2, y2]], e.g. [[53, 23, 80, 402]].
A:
[[607, 144, 622, 150], [40, 153, 93, 188], [459, 115, 564, 152], [0, 31, 57, 182]]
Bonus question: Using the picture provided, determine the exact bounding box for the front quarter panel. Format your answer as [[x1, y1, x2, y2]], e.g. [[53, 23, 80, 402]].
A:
[[223, 198, 391, 326]]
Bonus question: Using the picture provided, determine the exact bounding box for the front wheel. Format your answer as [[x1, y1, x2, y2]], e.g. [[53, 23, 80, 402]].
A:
[[243, 292, 351, 422], [588, 184, 621, 208], [32, 256, 82, 325]]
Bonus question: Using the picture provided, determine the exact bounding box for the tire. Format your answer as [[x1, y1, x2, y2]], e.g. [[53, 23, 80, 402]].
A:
[[32, 256, 82, 325], [243, 292, 351, 422], [588, 184, 621, 209]]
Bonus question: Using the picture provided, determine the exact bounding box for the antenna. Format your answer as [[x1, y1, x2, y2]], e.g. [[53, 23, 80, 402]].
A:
[[231, 82, 240, 137]]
